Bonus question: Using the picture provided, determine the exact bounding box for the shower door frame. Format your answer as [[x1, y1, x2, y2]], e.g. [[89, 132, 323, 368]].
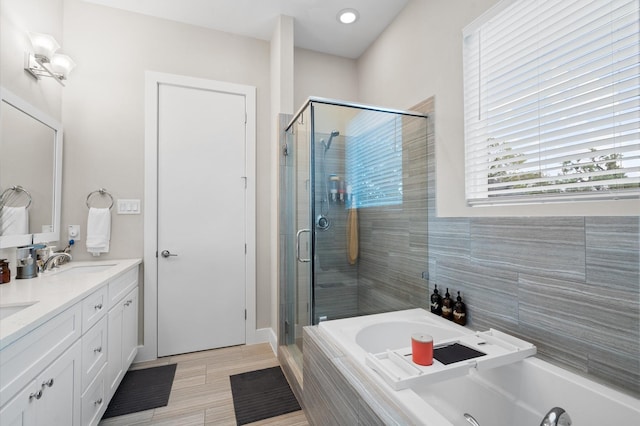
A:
[[295, 102, 319, 332], [281, 104, 316, 355], [309, 103, 318, 327], [279, 96, 428, 361]]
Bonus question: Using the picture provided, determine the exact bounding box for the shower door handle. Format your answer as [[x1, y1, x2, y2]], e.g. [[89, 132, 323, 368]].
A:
[[296, 229, 311, 263]]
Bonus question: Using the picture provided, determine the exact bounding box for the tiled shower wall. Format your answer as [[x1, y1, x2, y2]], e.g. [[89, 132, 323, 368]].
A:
[[358, 97, 640, 396], [314, 133, 359, 322], [357, 112, 430, 315]]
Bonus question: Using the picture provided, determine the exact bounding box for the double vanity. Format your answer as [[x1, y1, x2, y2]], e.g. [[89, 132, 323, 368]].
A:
[[0, 259, 141, 425]]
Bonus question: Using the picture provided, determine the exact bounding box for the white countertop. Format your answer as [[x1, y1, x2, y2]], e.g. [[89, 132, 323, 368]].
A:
[[0, 258, 141, 350]]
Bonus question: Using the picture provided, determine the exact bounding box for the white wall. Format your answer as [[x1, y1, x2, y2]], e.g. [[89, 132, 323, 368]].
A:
[[357, 0, 639, 217], [61, 0, 272, 328], [294, 47, 358, 109], [270, 15, 294, 343], [0, 0, 63, 120]]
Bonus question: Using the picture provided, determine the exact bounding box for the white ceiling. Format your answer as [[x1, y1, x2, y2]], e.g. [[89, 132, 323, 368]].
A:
[[83, 0, 410, 59]]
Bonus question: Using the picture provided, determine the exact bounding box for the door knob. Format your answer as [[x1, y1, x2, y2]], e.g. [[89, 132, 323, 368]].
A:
[[161, 250, 178, 258]]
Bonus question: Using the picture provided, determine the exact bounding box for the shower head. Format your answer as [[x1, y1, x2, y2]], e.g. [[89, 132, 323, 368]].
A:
[[323, 130, 340, 153]]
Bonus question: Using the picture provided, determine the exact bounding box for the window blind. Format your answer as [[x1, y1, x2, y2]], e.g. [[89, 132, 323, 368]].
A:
[[346, 111, 403, 208], [463, 0, 640, 205]]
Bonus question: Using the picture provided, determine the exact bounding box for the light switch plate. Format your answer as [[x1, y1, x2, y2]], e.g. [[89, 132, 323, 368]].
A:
[[117, 199, 141, 215]]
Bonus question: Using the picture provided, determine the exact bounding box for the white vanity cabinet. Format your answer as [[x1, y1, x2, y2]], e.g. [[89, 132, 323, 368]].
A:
[[0, 260, 141, 426], [106, 268, 139, 399], [122, 288, 139, 371], [0, 340, 82, 426], [81, 316, 108, 391], [80, 311, 108, 426], [81, 285, 108, 334], [80, 364, 106, 426], [0, 304, 83, 426]]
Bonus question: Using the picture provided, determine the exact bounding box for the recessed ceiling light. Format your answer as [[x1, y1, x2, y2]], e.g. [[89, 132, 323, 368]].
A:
[[338, 9, 359, 24]]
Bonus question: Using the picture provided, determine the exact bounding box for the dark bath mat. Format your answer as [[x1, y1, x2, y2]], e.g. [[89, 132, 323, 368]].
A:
[[434, 343, 486, 365], [102, 363, 177, 419], [230, 366, 301, 425]]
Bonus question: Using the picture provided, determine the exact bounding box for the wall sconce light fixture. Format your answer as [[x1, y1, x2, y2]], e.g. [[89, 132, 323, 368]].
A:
[[24, 32, 76, 86]]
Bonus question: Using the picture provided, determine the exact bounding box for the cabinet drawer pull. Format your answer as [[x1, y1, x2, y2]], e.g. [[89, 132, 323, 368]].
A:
[[94, 398, 103, 405], [29, 390, 43, 401], [94, 346, 102, 353], [94, 303, 103, 310], [42, 378, 54, 388]]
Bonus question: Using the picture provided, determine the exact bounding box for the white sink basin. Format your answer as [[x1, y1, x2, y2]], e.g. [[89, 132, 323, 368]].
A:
[[54, 264, 116, 275], [0, 302, 38, 320]]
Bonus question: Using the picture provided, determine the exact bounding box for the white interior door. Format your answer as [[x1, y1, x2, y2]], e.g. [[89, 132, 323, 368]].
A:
[[157, 83, 246, 357]]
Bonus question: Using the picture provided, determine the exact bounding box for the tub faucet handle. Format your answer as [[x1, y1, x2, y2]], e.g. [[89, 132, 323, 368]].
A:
[[464, 413, 481, 426], [540, 407, 571, 426]]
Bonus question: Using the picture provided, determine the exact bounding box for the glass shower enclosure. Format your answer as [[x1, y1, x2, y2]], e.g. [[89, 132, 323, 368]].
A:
[[279, 98, 428, 372]]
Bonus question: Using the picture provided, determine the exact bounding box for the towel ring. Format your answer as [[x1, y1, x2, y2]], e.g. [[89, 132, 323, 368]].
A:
[[86, 188, 114, 209], [0, 185, 33, 209]]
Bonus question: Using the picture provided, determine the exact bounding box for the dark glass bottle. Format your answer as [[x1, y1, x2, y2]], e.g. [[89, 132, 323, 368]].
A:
[[441, 288, 453, 320], [453, 291, 467, 326], [0, 259, 10, 284], [430, 284, 442, 315]]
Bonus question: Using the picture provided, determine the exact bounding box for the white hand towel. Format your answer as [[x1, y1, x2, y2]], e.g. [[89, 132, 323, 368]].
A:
[[0, 206, 29, 235], [86, 207, 111, 256]]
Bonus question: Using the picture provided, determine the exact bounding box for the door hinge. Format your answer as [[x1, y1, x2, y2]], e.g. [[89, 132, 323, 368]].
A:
[[155, 251, 158, 258], [284, 321, 290, 336], [244, 243, 247, 254], [245, 309, 247, 320], [244, 112, 247, 124], [241, 176, 247, 189]]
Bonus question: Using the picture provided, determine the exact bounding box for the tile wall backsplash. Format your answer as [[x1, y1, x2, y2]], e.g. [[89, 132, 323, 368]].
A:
[[357, 112, 430, 315], [358, 97, 640, 396]]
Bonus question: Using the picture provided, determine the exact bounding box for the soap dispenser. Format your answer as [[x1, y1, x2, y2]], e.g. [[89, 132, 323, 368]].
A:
[[16, 246, 38, 279], [441, 288, 453, 320], [453, 291, 467, 326], [430, 284, 442, 315]]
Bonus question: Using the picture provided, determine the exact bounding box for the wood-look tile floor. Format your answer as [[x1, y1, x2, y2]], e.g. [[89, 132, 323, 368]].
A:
[[99, 343, 309, 426]]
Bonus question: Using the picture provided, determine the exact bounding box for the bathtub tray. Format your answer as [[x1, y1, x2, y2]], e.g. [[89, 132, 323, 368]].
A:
[[365, 328, 536, 390], [434, 343, 486, 365]]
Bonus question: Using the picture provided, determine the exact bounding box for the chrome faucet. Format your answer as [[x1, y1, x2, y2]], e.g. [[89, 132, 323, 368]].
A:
[[540, 407, 572, 426], [43, 252, 72, 270]]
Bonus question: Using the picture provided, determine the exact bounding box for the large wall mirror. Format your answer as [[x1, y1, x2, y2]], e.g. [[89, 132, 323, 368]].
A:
[[0, 88, 62, 248]]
